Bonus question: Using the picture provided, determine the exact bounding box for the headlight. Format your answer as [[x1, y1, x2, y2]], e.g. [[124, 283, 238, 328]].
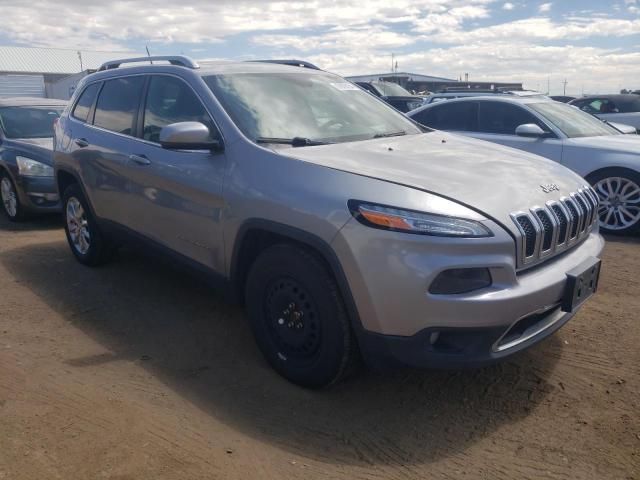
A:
[[348, 200, 493, 238], [16, 156, 54, 177]]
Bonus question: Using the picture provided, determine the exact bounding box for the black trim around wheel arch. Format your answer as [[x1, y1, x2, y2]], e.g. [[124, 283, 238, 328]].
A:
[[55, 167, 99, 218], [231, 219, 364, 333]]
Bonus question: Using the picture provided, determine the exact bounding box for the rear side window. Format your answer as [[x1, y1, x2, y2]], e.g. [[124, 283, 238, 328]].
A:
[[477, 102, 540, 135], [412, 102, 478, 131], [72, 83, 100, 122], [142, 75, 218, 143], [617, 96, 640, 113], [94, 76, 145, 135]]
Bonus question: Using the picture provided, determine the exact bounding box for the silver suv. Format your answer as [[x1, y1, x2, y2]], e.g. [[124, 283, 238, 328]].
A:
[[54, 56, 604, 388]]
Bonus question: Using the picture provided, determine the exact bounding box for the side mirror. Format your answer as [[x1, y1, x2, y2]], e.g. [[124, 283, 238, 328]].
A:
[[515, 123, 546, 138], [159, 122, 222, 151]]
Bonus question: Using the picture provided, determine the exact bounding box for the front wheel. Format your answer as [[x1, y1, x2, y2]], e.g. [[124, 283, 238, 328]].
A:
[[0, 172, 24, 221], [588, 169, 640, 235], [62, 183, 114, 266], [245, 244, 358, 388]]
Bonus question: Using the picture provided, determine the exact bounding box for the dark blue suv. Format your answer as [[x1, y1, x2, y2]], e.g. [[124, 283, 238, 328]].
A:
[[0, 97, 66, 220]]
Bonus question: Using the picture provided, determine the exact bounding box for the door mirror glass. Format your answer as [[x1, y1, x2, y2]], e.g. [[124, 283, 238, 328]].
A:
[[159, 122, 222, 150], [515, 123, 546, 138]]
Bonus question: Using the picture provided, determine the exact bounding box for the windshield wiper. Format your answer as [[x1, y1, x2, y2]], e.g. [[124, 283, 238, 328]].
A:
[[372, 130, 406, 139], [255, 137, 330, 147]]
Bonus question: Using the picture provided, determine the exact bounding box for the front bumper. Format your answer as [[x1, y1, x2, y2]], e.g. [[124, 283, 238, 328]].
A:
[[332, 217, 605, 368], [15, 175, 61, 212]]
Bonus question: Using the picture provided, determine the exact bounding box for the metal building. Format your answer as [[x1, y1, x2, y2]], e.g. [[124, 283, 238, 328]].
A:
[[0, 46, 142, 99]]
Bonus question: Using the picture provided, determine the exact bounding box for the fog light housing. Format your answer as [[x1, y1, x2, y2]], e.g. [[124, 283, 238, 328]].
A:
[[429, 268, 492, 295]]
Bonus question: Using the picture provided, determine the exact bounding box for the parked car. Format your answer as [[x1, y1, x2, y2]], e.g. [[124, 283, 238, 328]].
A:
[[354, 80, 424, 112], [54, 56, 603, 387], [0, 97, 66, 220], [409, 96, 640, 233], [569, 94, 640, 131], [550, 96, 576, 103]]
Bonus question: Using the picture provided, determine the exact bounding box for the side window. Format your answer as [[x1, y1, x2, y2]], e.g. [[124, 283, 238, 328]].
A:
[[93, 76, 145, 135], [413, 102, 477, 131], [581, 99, 602, 114], [72, 83, 100, 122], [143, 76, 218, 143], [477, 102, 540, 135], [599, 99, 619, 114]]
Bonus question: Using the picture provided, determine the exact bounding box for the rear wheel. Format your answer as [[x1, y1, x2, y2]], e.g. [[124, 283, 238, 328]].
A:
[[0, 172, 23, 221], [62, 183, 114, 266], [588, 169, 640, 234], [245, 244, 358, 388]]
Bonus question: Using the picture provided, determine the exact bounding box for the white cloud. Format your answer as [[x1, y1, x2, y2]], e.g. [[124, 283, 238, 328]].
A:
[[311, 42, 640, 94], [0, 0, 637, 94], [0, 0, 496, 49], [538, 2, 552, 13], [426, 16, 640, 44], [254, 27, 414, 52]]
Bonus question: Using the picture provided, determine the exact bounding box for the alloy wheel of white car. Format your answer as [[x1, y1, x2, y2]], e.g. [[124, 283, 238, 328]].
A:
[[594, 176, 640, 232], [1, 176, 19, 219]]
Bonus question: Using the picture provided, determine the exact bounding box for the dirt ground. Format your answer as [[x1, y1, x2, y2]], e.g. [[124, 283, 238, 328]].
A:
[[0, 214, 638, 480]]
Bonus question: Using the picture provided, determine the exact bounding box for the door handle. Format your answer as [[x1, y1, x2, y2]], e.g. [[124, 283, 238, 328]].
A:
[[129, 154, 151, 166], [75, 138, 89, 148]]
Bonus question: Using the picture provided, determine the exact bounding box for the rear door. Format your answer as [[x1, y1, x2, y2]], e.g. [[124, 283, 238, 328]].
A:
[[411, 101, 478, 133], [469, 101, 563, 161], [68, 76, 146, 226], [125, 74, 227, 273]]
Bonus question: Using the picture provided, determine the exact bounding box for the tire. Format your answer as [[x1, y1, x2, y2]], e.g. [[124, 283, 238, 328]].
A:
[[245, 244, 359, 388], [587, 168, 640, 235], [0, 172, 24, 221], [62, 183, 114, 266]]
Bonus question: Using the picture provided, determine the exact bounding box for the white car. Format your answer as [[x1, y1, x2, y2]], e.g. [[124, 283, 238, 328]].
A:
[[569, 95, 640, 132], [409, 96, 640, 234]]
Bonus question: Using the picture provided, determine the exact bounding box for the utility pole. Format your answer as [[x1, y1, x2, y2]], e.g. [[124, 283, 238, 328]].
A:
[[563, 79, 568, 96], [391, 53, 394, 73], [77, 51, 83, 72], [547, 77, 550, 95]]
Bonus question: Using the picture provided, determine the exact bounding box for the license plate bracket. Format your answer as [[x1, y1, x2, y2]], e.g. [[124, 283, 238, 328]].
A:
[[561, 257, 602, 313]]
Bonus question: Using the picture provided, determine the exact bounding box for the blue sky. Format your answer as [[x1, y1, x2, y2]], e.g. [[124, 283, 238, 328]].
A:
[[1, 0, 639, 94]]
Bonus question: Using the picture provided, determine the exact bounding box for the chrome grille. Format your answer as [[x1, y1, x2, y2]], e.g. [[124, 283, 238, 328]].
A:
[[511, 185, 599, 268]]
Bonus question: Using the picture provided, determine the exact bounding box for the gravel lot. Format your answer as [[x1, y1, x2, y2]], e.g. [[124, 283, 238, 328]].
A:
[[0, 215, 638, 480]]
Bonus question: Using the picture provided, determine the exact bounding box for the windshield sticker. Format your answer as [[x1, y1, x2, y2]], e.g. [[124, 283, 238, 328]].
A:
[[331, 82, 361, 91]]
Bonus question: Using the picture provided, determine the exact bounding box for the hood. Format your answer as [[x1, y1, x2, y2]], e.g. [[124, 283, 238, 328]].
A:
[[566, 134, 640, 153], [3, 137, 54, 164], [278, 131, 588, 229]]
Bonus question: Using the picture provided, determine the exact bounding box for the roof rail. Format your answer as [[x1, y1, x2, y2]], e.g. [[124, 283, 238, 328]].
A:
[[248, 59, 321, 70], [98, 55, 200, 71], [437, 87, 498, 93]]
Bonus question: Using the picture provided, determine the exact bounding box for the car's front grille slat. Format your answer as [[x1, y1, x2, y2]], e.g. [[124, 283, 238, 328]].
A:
[[511, 185, 597, 268]]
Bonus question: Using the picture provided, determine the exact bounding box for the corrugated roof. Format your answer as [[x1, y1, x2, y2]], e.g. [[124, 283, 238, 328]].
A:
[[0, 46, 143, 74], [345, 72, 456, 83]]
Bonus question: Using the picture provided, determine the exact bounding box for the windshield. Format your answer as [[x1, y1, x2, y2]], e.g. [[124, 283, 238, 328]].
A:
[[371, 81, 413, 97], [0, 106, 64, 139], [203, 72, 421, 144], [529, 102, 619, 138]]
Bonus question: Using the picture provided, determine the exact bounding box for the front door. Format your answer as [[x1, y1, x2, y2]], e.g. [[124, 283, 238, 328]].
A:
[[124, 75, 227, 273]]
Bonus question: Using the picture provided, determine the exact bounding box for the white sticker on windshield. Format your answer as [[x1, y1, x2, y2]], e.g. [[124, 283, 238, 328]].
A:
[[331, 82, 360, 91]]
